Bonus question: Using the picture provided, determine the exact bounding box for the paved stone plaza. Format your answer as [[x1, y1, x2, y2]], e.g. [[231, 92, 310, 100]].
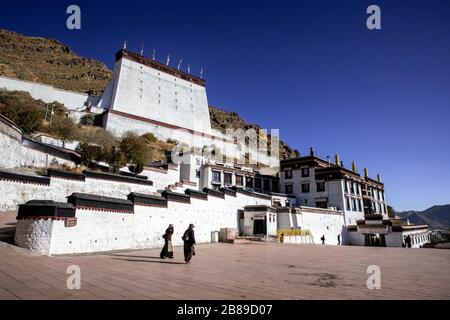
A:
[[0, 225, 449, 300]]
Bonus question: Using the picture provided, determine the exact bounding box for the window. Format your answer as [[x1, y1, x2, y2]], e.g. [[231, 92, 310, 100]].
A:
[[285, 170, 293, 179], [246, 177, 254, 188], [350, 182, 355, 195], [317, 182, 325, 192], [352, 199, 357, 211], [212, 171, 221, 183], [236, 175, 243, 186], [301, 167, 310, 177], [263, 179, 271, 191], [255, 178, 262, 189], [196, 170, 200, 178], [272, 182, 279, 193], [346, 197, 351, 211], [285, 184, 293, 194], [344, 179, 348, 193], [224, 173, 232, 186], [316, 201, 327, 209], [301, 183, 310, 193]]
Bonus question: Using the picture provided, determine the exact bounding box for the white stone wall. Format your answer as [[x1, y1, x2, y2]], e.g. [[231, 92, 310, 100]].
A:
[[0, 176, 156, 212], [0, 131, 74, 170], [286, 208, 346, 245], [0, 76, 100, 111], [348, 231, 365, 246], [15, 191, 272, 256], [0, 126, 23, 169], [385, 229, 431, 248], [108, 58, 212, 135], [15, 219, 55, 256]]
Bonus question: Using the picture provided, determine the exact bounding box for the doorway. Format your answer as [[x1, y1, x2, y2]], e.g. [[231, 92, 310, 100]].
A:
[[364, 234, 386, 247], [253, 217, 266, 236]]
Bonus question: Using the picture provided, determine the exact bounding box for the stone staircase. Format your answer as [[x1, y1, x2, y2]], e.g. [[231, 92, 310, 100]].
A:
[[165, 180, 197, 194]]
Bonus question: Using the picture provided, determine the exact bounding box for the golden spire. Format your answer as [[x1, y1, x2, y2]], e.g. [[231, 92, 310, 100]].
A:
[[335, 153, 340, 166], [352, 161, 357, 173]]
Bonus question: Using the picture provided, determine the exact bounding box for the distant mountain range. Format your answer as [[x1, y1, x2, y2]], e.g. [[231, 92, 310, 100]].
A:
[[397, 205, 450, 230]]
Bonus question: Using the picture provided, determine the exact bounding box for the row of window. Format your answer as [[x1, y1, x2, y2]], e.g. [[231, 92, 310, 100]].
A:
[[212, 171, 274, 191], [284, 182, 325, 194], [346, 197, 363, 212], [405, 233, 430, 245], [373, 202, 386, 214], [284, 167, 310, 179], [344, 179, 362, 196]]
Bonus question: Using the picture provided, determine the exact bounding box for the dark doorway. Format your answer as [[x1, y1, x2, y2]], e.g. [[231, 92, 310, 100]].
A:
[[364, 234, 386, 247], [253, 218, 266, 236]]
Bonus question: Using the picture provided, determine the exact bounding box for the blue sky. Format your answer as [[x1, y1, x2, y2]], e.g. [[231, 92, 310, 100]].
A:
[[1, 0, 449, 211]]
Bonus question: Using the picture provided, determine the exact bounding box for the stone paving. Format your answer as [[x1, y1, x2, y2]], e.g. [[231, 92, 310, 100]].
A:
[[0, 226, 449, 299]]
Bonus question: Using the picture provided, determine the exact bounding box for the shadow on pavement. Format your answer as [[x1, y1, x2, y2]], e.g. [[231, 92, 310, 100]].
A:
[[112, 257, 186, 265]]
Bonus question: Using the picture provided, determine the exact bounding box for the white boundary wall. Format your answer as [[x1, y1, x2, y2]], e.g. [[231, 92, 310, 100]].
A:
[[15, 191, 272, 256], [348, 228, 431, 248], [0, 176, 157, 212], [0, 76, 100, 110], [278, 207, 346, 245], [0, 119, 74, 170]]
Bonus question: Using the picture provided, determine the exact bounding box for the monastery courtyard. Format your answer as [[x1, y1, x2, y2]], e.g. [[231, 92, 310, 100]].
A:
[[0, 211, 449, 300]]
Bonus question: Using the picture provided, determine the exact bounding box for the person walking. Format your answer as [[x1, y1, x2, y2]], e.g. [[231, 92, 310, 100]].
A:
[[321, 235, 325, 245], [405, 235, 412, 248], [337, 234, 341, 245], [182, 224, 196, 264], [160, 224, 174, 259]]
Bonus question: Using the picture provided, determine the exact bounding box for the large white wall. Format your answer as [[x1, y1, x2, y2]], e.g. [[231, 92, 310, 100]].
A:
[[15, 191, 272, 256], [0, 175, 157, 212], [0, 76, 100, 110], [0, 125, 74, 170], [282, 207, 346, 245], [109, 58, 212, 135]]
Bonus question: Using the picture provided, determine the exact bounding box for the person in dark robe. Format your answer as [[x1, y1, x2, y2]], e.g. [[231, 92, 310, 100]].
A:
[[337, 234, 341, 245], [182, 224, 196, 264], [405, 235, 412, 248], [160, 224, 174, 259], [321, 235, 325, 245]]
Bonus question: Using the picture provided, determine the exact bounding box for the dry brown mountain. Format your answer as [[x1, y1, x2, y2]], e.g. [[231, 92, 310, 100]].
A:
[[0, 29, 299, 160], [209, 106, 300, 160], [0, 29, 111, 95]]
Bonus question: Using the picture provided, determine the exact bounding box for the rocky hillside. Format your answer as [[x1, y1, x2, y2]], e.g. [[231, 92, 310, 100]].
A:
[[0, 29, 299, 160], [397, 205, 450, 230], [209, 106, 300, 160], [0, 29, 111, 95]]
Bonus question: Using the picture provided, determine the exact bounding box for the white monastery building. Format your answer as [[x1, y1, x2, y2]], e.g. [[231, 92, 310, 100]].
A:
[[0, 48, 430, 255]]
